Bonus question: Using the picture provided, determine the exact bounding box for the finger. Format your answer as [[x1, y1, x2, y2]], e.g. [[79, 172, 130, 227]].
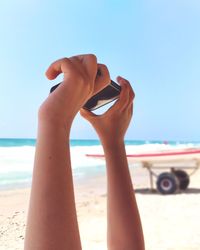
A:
[[103, 83, 128, 116], [126, 80, 135, 115], [118, 76, 135, 111], [127, 87, 135, 107], [128, 102, 133, 117], [130, 103, 133, 116], [117, 76, 134, 95], [45, 58, 72, 80], [104, 81, 127, 114], [93, 64, 110, 94], [113, 76, 130, 110]]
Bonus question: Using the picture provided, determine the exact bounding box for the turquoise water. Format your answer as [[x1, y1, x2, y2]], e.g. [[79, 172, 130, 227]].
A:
[[1, 138, 199, 147], [0, 138, 36, 147], [0, 138, 146, 147], [0, 138, 200, 190]]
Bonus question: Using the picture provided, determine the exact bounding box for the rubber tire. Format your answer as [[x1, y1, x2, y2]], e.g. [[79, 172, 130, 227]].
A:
[[156, 172, 179, 194], [173, 170, 190, 190]]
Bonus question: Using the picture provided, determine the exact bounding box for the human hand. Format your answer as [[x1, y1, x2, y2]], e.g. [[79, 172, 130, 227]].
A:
[[39, 54, 110, 128], [80, 76, 135, 145]]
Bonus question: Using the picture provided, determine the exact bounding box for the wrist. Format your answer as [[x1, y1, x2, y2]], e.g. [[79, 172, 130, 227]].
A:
[[101, 139, 128, 170], [38, 117, 72, 138], [101, 138, 125, 152], [38, 105, 74, 132]]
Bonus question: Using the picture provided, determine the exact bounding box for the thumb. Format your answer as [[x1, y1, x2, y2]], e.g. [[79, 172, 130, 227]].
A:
[[80, 108, 97, 122]]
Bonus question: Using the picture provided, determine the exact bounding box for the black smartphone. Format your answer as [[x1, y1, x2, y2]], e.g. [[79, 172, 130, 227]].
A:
[[50, 80, 121, 111], [83, 80, 121, 111]]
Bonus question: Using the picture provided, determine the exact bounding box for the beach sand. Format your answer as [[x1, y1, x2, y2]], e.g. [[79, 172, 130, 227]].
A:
[[0, 165, 200, 250]]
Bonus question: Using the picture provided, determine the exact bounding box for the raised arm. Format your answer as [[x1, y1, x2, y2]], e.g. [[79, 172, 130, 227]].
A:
[[24, 54, 110, 250], [80, 76, 145, 250]]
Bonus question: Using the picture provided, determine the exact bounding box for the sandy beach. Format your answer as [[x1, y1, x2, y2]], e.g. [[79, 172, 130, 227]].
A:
[[0, 165, 200, 250]]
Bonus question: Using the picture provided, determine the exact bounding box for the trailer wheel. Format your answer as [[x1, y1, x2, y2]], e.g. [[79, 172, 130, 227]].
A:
[[173, 170, 190, 190], [156, 172, 179, 194]]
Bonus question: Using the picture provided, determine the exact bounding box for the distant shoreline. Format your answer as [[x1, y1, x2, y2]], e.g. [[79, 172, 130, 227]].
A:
[[1, 138, 200, 147]]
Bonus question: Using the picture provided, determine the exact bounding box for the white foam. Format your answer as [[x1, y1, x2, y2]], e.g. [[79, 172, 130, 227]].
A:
[[70, 145, 104, 168], [0, 142, 199, 187], [0, 145, 105, 175], [0, 146, 35, 173]]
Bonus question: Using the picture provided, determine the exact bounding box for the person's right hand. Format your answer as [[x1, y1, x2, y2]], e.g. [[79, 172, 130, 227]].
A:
[[80, 76, 135, 145], [39, 54, 110, 128]]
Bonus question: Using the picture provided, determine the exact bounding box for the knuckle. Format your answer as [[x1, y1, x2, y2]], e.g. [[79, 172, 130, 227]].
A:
[[61, 57, 71, 67], [62, 57, 69, 63], [121, 78, 130, 86], [125, 79, 131, 85], [100, 64, 108, 71], [87, 54, 97, 62]]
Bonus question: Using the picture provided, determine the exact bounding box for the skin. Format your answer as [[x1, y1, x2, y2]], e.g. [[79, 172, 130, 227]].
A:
[[80, 77, 145, 250], [24, 54, 145, 250]]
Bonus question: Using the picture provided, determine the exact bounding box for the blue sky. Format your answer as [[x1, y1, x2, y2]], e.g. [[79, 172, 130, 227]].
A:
[[0, 0, 200, 141]]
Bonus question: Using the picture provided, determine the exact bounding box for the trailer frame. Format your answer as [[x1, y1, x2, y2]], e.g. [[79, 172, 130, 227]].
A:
[[141, 159, 200, 193]]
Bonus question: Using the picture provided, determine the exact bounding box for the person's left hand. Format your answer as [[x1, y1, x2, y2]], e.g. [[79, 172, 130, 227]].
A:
[[39, 54, 110, 128]]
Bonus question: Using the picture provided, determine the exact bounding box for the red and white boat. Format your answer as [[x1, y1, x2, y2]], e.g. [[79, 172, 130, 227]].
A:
[[86, 147, 200, 194], [86, 147, 200, 164]]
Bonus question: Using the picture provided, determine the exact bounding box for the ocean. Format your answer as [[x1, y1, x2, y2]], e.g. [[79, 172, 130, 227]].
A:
[[0, 138, 200, 190]]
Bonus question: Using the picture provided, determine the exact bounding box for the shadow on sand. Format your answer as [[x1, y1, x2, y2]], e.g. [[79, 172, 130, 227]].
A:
[[134, 187, 200, 195]]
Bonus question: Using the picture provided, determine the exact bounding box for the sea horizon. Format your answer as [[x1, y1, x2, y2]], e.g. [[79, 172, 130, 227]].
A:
[[1, 137, 200, 147]]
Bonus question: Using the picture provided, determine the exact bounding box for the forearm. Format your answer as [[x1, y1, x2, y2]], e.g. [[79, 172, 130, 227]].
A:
[[102, 140, 145, 250], [24, 121, 81, 250]]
